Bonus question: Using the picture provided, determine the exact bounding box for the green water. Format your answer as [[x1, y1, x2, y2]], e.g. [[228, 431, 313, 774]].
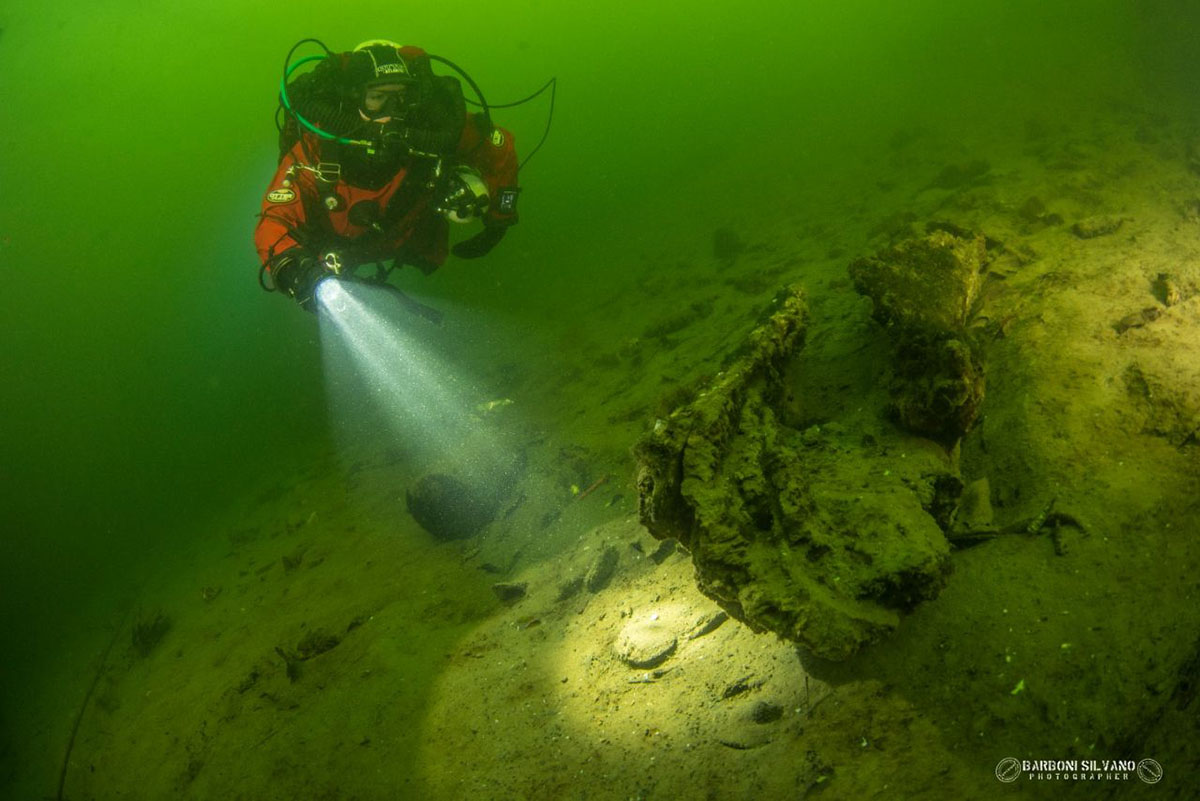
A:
[[2, 1, 1197, 798]]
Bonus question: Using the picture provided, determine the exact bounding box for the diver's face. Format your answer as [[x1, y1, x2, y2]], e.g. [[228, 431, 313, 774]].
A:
[[362, 83, 407, 121]]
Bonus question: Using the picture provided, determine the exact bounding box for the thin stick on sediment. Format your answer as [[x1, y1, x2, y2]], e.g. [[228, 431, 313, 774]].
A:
[[56, 615, 126, 801]]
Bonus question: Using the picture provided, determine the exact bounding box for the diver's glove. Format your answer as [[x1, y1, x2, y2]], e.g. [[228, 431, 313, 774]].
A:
[[269, 249, 340, 312], [451, 223, 507, 259]]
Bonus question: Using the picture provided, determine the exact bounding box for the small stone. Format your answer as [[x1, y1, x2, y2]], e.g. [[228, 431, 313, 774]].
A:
[[956, 478, 993, 531], [1071, 215, 1123, 239], [722, 677, 758, 699], [927, 159, 991, 190], [555, 576, 584, 602], [749, 701, 784, 724], [585, 546, 619, 593], [687, 610, 729, 640], [1152, 273, 1181, 307], [649, 540, 678, 564], [491, 582, 527, 603], [296, 629, 340, 659], [1113, 307, 1162, 334], [1017, 196, 1047, 224]]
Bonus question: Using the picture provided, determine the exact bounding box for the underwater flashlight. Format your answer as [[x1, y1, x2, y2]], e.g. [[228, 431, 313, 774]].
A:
[[315, 276, 349, 313]]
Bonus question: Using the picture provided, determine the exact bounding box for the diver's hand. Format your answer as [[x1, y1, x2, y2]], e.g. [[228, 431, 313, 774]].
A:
[[451, 224, 507, 259]]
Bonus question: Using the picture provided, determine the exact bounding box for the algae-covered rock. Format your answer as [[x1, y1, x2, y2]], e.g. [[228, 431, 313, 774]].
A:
[[634, 286, 952, 660], [849, 230, 987, 443]]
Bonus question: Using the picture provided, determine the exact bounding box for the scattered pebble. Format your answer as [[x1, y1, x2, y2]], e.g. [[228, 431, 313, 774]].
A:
[[492, 582, 528, 603], [749, 701, 784, 724], [687, 610, 729, 640], [649, 539, 678, 565], [555, 575, 584, 602], [1152, 272, 1181, 307], [1113, 307, 1161, 334], [1071, 215, 1124, 239], [585, 546, 619, 593]]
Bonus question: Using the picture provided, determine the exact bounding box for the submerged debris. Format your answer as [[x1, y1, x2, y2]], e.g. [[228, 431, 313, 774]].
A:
[[635, 285, 952, 660], [574, 475, 609, 501]]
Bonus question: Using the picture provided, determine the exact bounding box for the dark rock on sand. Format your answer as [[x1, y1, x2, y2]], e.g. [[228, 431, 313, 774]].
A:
[[407, 473, 499, 541]]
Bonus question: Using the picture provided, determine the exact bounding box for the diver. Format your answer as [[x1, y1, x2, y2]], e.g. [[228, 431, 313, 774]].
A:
[[255, 40, 521, 312]]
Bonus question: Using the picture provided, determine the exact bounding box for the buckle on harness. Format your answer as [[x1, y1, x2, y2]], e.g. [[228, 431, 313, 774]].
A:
[[291, 162, 343, 185], [320, 251, 344, 275], [313, 162, 342, 184]]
